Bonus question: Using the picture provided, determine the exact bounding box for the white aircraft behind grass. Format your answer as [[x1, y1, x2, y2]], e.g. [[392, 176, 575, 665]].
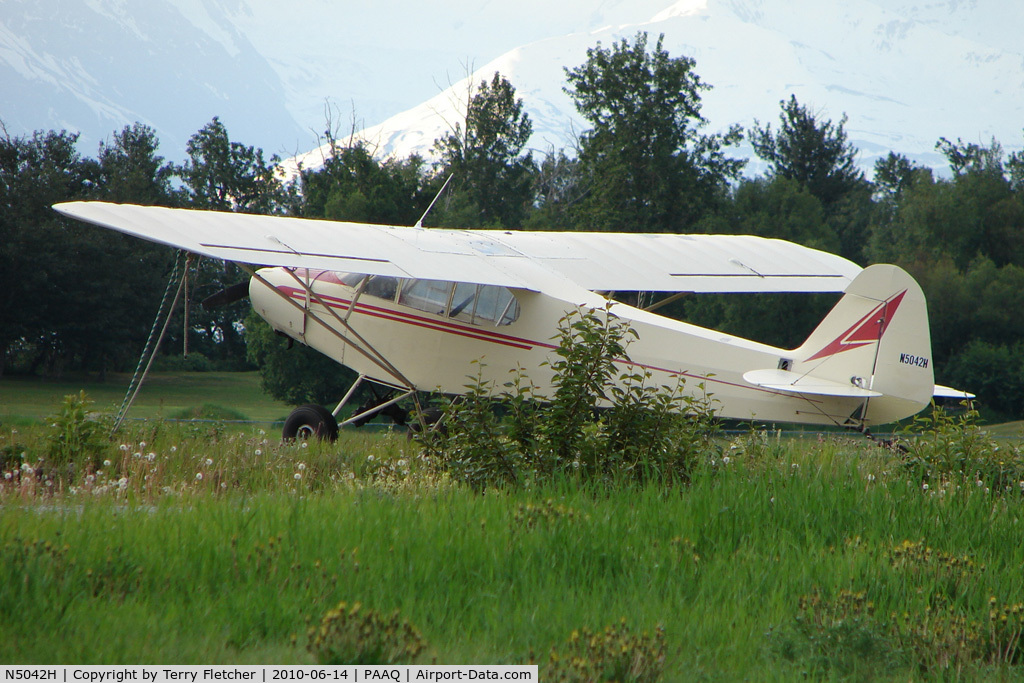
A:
[[54, 202, 971, 440]]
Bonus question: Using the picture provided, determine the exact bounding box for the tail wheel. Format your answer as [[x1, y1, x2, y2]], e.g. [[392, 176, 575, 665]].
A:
[[282, 404, 339, 442]]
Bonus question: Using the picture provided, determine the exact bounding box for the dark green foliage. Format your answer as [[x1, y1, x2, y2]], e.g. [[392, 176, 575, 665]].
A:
[[432, 72, 536, 228], [420, 307, 721, 490], [175, 116, 288, 213], [45, 391, 107, 472], [300, 138, 427, 225], [751, 95, 867, 209], [898, 403, 1024, 493], [565, 31, 744, 232], [243, 310, 358, 406]]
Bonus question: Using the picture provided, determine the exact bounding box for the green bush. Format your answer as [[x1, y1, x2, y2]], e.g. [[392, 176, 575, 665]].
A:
[[418, 307, 720, 490], [45, 391, 108, 473], [898, 403, 1024, 494]]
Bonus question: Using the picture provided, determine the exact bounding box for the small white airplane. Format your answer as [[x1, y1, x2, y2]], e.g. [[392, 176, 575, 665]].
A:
[[54, 201, 970, 440]]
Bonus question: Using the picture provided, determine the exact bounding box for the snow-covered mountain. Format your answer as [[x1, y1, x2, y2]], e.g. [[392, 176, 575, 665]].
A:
[[3, 0, 1022, 173]]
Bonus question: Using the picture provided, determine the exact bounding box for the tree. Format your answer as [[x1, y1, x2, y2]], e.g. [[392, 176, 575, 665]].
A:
[[750, 95, 865, 209], [301, 136, 428, 225], [97, 123, 176, 204], [565, 32, 744, 232], [432, 72, 536, 228], [0, 128, 94, 375], [174, 118, 294, 365], [176, 116, 287, 213]]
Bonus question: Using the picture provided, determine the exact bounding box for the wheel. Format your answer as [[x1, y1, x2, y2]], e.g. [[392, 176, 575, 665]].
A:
[[282, 404, 339, 442]]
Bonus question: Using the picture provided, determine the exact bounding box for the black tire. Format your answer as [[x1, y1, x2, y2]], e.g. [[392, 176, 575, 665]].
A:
[[282, 404, 339, 442]]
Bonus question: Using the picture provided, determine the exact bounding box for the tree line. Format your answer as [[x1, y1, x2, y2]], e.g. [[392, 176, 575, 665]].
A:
[[3, 31, 1024, 418]]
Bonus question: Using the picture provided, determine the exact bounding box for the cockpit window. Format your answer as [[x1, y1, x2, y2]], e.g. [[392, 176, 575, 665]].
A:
[[364, 275, 399, 301], [398, 279, 452, 316], [331, 272, 519, 326]]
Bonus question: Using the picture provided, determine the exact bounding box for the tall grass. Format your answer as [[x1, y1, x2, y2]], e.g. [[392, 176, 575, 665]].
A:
[[2, 422, 1023, 679]]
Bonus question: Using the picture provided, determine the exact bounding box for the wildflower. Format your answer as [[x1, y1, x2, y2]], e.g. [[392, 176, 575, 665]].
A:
[[170, 446, 177, 453], [254, 449, 262, 456], [977, 480, 984, 487], [205, 458, 213, 466], [298, 462, 306, 470], [196, 472, 203, 481], [103, 459, 111, 468], [118, 477, 128, 489], [922, 483, 929, 491], [3, 472, 10, 480], [722, 456, 731, 464], [139, 441, 146, 448], [133, 452, 141, 459], [867, 474, 876, 482], [395, 460, 405, 468], [367, 454, 375, 462], [300, 442, 308, 449], [119, 444, 128, 452], [294, 473, 302, 480], [146, 453, 156, 462]]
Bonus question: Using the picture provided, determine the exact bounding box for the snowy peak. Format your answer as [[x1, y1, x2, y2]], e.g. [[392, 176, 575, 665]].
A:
[[2, 0, 1021, 171]]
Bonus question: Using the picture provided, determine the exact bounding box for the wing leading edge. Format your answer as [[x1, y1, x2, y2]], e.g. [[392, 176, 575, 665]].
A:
[[53, 202, 862, 295]]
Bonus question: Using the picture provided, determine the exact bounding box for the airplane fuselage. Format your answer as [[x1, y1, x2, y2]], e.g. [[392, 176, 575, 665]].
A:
[[249, 267, 929, 427]]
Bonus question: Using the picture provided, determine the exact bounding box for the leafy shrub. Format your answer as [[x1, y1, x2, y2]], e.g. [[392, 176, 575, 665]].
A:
[[306, 601, 427, 665], [419, 307, 721, 490], [45, 391, 108, 472], [898, 403, 1024, 494], [543, 620, 667, 683]]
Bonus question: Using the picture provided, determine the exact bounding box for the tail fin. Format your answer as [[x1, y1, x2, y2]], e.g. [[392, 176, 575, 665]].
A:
[[792, 264, 934, 424]]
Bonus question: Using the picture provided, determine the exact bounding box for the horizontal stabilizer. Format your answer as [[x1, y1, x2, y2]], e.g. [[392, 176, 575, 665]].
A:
[[934, 385, 976, 399], [743, 368, 882, 398]]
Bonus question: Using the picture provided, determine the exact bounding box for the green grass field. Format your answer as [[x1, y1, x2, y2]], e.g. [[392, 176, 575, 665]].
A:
[[0, 371, 293, 424], [1, 374, 1023, 679]]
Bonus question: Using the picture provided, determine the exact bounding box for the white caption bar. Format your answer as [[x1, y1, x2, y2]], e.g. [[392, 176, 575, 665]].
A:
[[0, 667, 538, 683]]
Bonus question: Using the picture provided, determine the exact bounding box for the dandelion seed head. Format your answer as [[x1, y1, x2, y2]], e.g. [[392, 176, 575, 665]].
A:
[[298, 462, 306, 470], [294, 473, 302, 480], [119, 444, 128, 452], [254, 449, 262, 456], [139, 441, 146, 448], [195, 472, 203, 481], [170, 446, 177, 453], [205, 458, 213, 466], [103, 459, 111, 468], [300, 442, 308, 449], [146, 453, 156, 462]]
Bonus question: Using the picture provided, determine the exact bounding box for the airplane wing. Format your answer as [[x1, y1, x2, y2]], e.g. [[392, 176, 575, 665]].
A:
[[53, 202, 861, 294]]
